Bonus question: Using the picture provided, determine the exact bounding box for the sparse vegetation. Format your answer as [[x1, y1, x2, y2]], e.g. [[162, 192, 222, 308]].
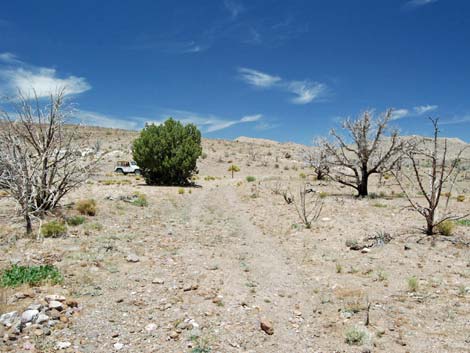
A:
[[228, 164, 240, 178], [345, 326, 366, 345], [246, 176, 256, 182], [41, 220, 67, 238], [132, 193, 148, 207], [1, 264, 63, 287], [76, 199, 97, 216], [437, 220, 454, 236], [67, 216, 86, 226], [407, 276, 419, 292]]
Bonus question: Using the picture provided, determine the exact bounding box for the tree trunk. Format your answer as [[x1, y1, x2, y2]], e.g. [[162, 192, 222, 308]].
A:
[[426, 220, 434, 235], [358, 171, 369, 197], [25, 213, 32, 235]]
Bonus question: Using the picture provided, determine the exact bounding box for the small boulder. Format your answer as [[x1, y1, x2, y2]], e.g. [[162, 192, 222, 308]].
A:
[[260, 319, 274, 335], [0, 311, 19, 327], [21, 310, 39, 324], [126, 254, 140, 263], [48, 300, 64, 311]]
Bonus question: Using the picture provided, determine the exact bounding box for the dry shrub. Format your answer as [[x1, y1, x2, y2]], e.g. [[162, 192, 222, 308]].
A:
[[76, 199, 97, 216]]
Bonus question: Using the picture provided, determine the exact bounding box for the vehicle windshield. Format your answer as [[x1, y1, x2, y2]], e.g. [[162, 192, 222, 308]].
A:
[[130, 161, 136, 166]]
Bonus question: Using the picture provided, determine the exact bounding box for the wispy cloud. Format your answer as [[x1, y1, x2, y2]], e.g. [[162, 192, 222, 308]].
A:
[[390, 109, 410, 120], [414, 104, 438, 115], [238, 67, 327, 104], [238, 67, 281, 88], [158, 109, 263, 132], [404, 0, 438, 9], [440, 115, 470, 125], [288, 80, 326, 104], [224, 0, 244, 19], [73, 110, 144, 130], [391, 104, 439, 120], [0, 52, 91, 98]]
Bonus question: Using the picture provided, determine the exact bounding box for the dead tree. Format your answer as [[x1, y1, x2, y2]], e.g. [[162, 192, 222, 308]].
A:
[[0, 89, 95, 234], [322, 110, 404, 197], [288, 183, 323, 229], [303, 139, 329, 180], [391, 118, 469, 235]]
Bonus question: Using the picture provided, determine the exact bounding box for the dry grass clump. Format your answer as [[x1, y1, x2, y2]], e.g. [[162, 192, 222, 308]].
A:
[[76, 199, 97, 216], [41, 220, 67, 238]]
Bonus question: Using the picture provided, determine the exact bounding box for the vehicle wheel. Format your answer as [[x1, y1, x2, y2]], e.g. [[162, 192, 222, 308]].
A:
[[134, 169, 142, 175], [115, 168, 124, 174]]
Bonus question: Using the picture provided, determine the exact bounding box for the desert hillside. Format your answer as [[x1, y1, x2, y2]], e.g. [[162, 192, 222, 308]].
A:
[[0, 126, 469, 353]]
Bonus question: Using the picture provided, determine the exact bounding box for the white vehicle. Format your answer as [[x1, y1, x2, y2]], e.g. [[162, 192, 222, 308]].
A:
[[114, 161, 142, 175]]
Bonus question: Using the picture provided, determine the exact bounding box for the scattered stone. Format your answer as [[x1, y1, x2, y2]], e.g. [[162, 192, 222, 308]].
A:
[[152, 278, 164, 285], [34, 313, 49, 325], [48, 300, 64, 311], [21, 310, 39, 324], [169, 331, 179, 339], [33, 328, 44, 336], [27, 303, 42, 311], [114, 342, 124, 350], [145, 323, 158, 332], [260, 319, 274, 335], [126, 254, 140, 263], [45, 294, 66, 303], [0, 311, 19, 327], [404, 244, 412, 251], [48, 309, 61, 320], [56, 341, 71, 350]]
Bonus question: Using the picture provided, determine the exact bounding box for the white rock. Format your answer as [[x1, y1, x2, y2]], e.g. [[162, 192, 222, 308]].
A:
[[27, 303, 42, 311], [126, 254, 140, 263], [152, 278, 164, 284], [56, 341, 71, 349], [145, 323, 157, 332], [21, 310, 39, 324], [48, 300, 64, 311], [114, 342, 124, 350], [0, 311, 19, 326], [35, 313, 49, 324]]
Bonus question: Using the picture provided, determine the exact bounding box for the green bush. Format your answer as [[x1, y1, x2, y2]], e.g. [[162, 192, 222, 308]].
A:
[[246, 176, 256, 182], [41, 220, 67, 238], [76, 199, 97, 216], [67, 215, 86, 226], [132, 118, 202, 185], [1, 264, 63, 287]]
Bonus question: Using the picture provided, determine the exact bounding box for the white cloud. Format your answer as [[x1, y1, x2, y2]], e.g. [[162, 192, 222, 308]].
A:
[[440, 115, 470, 125], [414, 104, 438, 115], [238, 67, 281, 88], [73, 110, 143, 130], [160, 109, 264, 133], [405, 0, 438, 8], [240, 114, 262, 122], [390, 109, 410, 120], [288, 80, 326, 104], [0, 52, 91, 98], [238, 67, 327, 104]]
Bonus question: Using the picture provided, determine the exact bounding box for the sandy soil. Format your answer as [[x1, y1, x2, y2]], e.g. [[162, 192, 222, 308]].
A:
[[0, 131, 469, 353]]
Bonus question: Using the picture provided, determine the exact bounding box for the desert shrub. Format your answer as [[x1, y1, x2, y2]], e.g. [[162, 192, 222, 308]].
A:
[[407, 276, 418, 292], [456, 219, 470, 226], [457, 195, 465, 202], [228, 165, 240, 178], [344, 327, 366, 345], [299, 172, 306, 179], [178, 188, 185, 194], [76, 199, 97, 216], [201, 152, 208, 159], [436, 220, 454, 236], [132, 118, 202, 185], [1, 264, 63, 287], [319, 191, 328, 199], [66, 216, 86, 226], [41, 220, 67, 238], [246, 176, 256, 182], [132, 193, 148, 207], [85, 222, 103, 231]]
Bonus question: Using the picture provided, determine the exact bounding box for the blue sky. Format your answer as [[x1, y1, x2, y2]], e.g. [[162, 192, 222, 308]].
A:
[[1, 0, 469, 144]]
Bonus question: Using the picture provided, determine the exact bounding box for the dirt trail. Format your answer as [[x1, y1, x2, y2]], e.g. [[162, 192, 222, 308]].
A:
[[175, 182, 318, 352]]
